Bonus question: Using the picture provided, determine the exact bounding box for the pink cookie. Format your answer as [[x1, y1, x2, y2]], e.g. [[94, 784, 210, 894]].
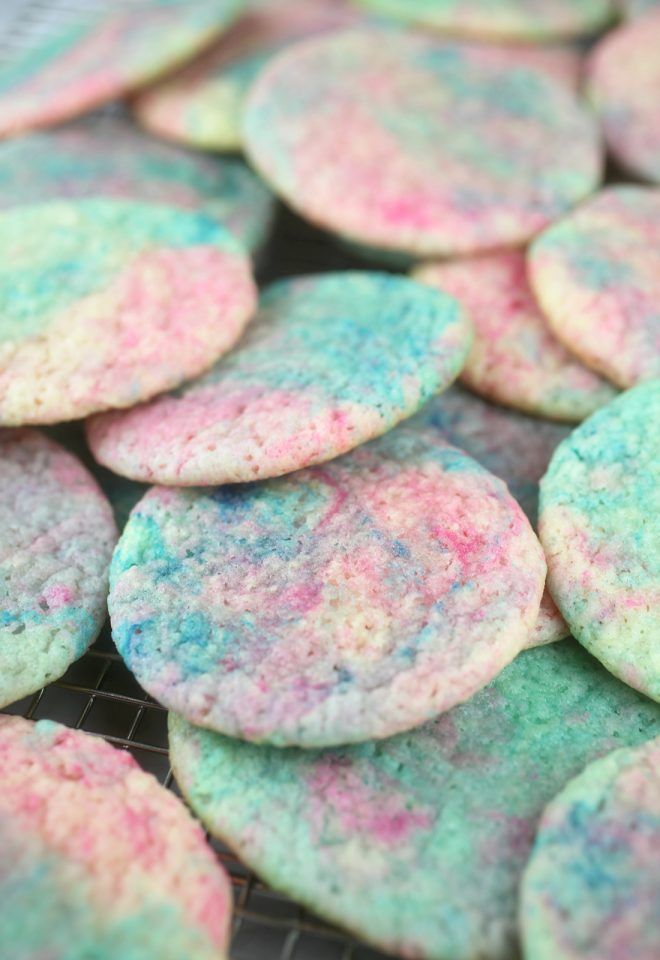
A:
[[133, 0, 362, 152], [0, 429, 116, 708], [87, 272, 472, 485], [243, 28, 602, 257], [586, 10, 660, 182], [0, 198, 256, 425], [109, 427, 546, 747], [0, 716, 232, 959], [0, 0, 245, 138], [414, 252, 617, 422], [529, 186, 660, 388]]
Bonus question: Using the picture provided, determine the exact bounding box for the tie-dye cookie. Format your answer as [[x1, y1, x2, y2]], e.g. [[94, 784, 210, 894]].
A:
[[414, 253, 617, 422], [354, 0, 614, 41], [0, 198, 256, 426], [540, 381, 660, 702], [0, 0, 246, 139], [0, 430, 116, 709], [409, 386, 571, 647], [0, 716, 232, 959], [109, 427, 545, 747], [586, 11, 660, 183], [133, 0, 362, 153], [169, 640, 660, 960], [87, 272, 472, 485], [243, 28, 601, 258], [0, 117, 274, 254], [529, 187, 660, 388], [620, 0, 660, 16], [521, 736, 660, 960]]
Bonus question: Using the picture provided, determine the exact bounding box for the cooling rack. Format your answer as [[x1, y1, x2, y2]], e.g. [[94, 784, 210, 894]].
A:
[[0, 1, 388, 957]]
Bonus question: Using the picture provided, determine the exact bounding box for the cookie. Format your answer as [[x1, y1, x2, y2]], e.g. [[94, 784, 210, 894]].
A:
[[87, 271, 472, 485], [0, 116, 274, 253], [529, 187, 660, 388], [243, 28, 601, 258], [621, 0, 660, 16], [0, 716, 232, 959], [0, 430, 116, 708], [540, 381, 660, 702], [110, 427, 545, 747], [133, 0, 362, 153], [410, 386, 571, 647], [414, 253, 617, 422], [354, 0, 614, 41], [521, 736, 660, 960], [0, 198, 256, 425], [169, 640, 660, 960], [0, 0, 246, 138], [586, 10, 660, 182]]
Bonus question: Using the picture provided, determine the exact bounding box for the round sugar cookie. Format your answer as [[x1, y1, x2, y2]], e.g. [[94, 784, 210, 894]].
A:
[[0, 198, 256, 426], [0, 0, 246, 138], [410, 386, 571, 647], [414, 253, 617, 422], [540, 381, 660, 701], [529, 187, 660, 388], [621, 0, 660, 17], [0, 716, 232, 960], [586, 11, 660, 183], [110, 427, 545, 747], [354, 0, 614, 41], [0, 430, 116, 708], [87, 271, 472, 485], [0, 117, 275, 253], [243, 28, 601, 258], [521, 736, 660, 960], [169, 640, 660, 960], [133, 0, 362, 153]]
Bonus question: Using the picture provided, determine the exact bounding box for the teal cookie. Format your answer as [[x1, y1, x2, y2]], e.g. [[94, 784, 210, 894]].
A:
[[540, 381, 660, 702], [169, 641, 660, 960]]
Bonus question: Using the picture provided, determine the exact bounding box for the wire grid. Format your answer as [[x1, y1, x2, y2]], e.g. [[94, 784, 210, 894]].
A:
[[0, 2, 392, 958]]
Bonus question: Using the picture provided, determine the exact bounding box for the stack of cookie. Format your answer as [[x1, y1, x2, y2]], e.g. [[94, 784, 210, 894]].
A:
[[0, 1, 658, 958]]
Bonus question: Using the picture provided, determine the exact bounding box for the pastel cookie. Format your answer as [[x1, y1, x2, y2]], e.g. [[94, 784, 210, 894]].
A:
[[0, 117, 274, 253], [169, 640, 660, 960], [0, 430, 116, 708], [87, 272, 472, 485], [110, 427, 545, 747], [410, 386, 571, 647], [540, 381, 660, 702], [0, 198, 256, 425], [620, 0, 660, 16], [133, 0, 362, 153], [414, 253, 617, 422], [529, 187, 660, 388], [354, 0, 614, 41], [0, 0, 246, 138], [586, 10, 660, 182], [521, 736, 660, 960], [0, 716, 232, 959], [243, 28, 601, 257]]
